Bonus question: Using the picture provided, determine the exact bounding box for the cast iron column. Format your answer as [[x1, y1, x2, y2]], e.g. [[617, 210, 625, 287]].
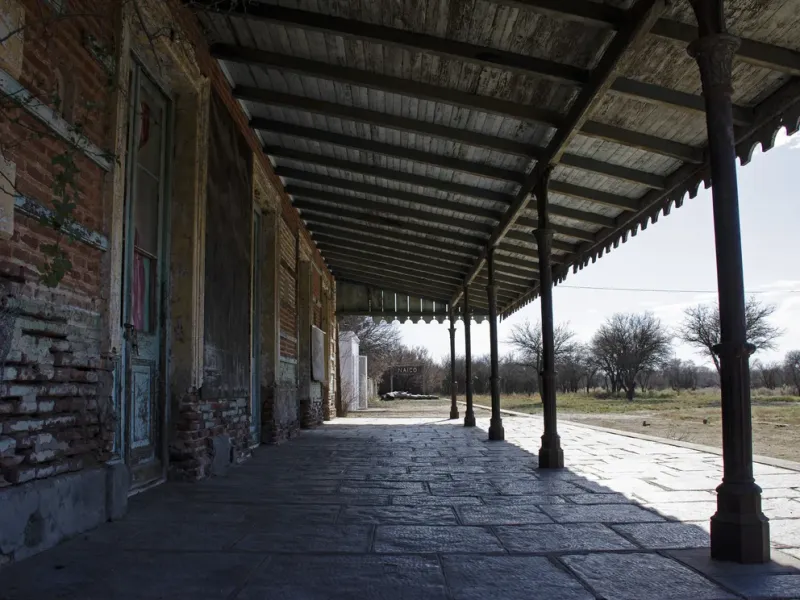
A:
[[688, 0, 769, 563], [487, 247, 504, 440], [535, 172, 564, 469], [448, 308, 459, 419], [463, 285, 476, 427]]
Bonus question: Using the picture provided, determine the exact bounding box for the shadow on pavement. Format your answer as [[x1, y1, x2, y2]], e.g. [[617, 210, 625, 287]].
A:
[[1, 414, 799, 599]]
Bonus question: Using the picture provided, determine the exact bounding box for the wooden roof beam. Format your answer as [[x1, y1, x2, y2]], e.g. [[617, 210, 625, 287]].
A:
[[650, 19, 800, 78], [257, 119, 664, 189], [304, 219, 480, 259], [549, 180, 638, 211], [279, 170, 503, 221], [212, 17, 752, 124], [238, 88, 538, 157], [271, 151, 510, 205], [495, 242, 567, 264], [278, 159, 635, 218], [291, 195, 493, 238], [327, 257, 466, 290], [276, 153, 620, 230], [323, 245, 530, 293], [214, 44, 563, 128], [544, 204, 615, 228], [299, 206, 488, 249], [503, 231, 575, 253], [319, 247, 468, 281], [492, 2, 800, 77], [514, 217, 595, 242], [312, 233, 473, 271], [493, 249, 545, 269], [205, 4, 586, 84], [452, 0, 665, 307], [558, 153, 666, 189], [330, 261, 518, 304], [285, 189, 496, 230], [239, 87, 699, 162], [255, 120, 526, 184]]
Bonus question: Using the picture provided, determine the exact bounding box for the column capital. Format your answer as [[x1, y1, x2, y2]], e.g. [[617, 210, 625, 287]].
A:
[[688, 34, 740, 94]]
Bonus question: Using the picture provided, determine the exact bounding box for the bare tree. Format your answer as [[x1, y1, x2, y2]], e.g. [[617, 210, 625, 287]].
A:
[[339, 316, 402, 379], [752, 360, 783, 390], [678, 297, 783, 374], [591, 312, 672, 401], [783, 351, 800, 396], [507, 320, 577, 392], [664, 358, 699, 391]]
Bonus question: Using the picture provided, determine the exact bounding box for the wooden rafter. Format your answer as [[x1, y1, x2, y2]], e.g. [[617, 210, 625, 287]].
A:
[[452, 0, 665, 307], [299, 208, 488, 249], [303, 219, 480, 258], [211, 13, 752, 126], [258, 119, 666, 189], [312, 233, 473, 270]]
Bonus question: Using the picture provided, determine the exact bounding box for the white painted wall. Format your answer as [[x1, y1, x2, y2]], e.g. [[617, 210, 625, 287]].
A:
[[338, 331, 360, 412]]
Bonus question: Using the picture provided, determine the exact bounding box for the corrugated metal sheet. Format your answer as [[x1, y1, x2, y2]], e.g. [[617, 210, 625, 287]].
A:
[[196, 0, 800, 316]]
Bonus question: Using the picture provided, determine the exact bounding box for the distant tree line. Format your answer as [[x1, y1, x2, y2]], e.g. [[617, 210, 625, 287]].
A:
[[340, 297, 797, 400]]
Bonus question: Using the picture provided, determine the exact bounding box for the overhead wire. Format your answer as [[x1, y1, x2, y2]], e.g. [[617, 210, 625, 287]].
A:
[[555, 285, 800, 294]]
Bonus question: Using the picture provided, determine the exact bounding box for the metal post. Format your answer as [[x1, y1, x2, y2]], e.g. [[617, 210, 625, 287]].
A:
[[449, 308, 459, 419], [487, 247, 504, 441], [463, 285, 476, 427], [390, 367, 394, 392], [535, 170, 564, 469], [688, 0, 769, 564]]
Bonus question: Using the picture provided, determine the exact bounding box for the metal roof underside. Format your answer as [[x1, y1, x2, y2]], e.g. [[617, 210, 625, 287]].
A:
[[197, 0, 800, 319]]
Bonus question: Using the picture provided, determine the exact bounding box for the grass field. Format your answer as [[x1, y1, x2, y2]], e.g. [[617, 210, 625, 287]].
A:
[[367, 389, 800, 463]]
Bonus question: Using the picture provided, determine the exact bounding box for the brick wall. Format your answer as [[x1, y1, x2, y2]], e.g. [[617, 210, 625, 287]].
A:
[[0, 0, 114, 492], [0, 0, 337, 493]]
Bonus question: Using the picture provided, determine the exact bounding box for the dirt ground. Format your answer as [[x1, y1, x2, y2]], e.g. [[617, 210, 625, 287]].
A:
[[361, 393, 800, 464], [564, 411, 799, 463]]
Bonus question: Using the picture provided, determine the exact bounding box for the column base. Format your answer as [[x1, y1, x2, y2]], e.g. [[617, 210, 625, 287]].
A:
[[449, 407, 460, 419], [538, 434, 564, 469], [464, 412, 476, 427], [710, 481, 770, 563], [488, 419, 504, 441]]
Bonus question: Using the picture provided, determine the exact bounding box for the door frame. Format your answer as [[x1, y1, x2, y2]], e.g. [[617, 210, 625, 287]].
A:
[[120, 57, 174, 490]]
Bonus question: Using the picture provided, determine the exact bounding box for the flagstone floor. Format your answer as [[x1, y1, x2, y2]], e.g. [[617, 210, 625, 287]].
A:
[[3, 410, 800, 599]]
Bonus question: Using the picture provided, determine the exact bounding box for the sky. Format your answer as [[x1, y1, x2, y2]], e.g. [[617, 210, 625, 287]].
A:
[[398, 130, 800, 369]]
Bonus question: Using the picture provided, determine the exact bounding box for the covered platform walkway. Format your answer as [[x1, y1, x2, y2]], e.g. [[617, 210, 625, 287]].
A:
[[3, 405, 799, 599]]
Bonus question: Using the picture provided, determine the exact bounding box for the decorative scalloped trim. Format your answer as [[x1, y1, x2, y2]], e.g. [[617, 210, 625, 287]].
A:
[[500, 93, 800, 319]]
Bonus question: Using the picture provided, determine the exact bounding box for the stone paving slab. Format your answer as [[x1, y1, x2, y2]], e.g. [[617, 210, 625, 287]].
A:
[[236, 555, 449, 600], [442, 555, 594, 600], [562, 552, 737, 600], [373, 525, 506, 553], [2, 412, 800, 599]]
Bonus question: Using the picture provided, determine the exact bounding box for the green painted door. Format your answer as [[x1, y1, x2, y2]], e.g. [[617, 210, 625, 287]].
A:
[[121, 64, 171, 489]]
